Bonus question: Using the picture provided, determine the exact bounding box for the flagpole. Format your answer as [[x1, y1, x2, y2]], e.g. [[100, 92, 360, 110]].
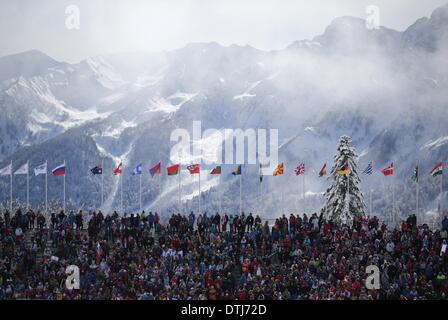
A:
[[369, 189, 373, 217], [297, 171, 300, 213], [219, 173, 222, 214], [259, 174, 261, 216], [441, 165, 444, 219], [259, 172, 262, 215], [282, 174, 285, 216], [158, 170, 162, 215], [198, 169, 201, 215], [178, 167, 181, 212], [101, 159, 104, 208], [63, 160, 66, 213], [10, 160, 12, 213], [303, 170, 306, 214], [161, 170, 163, 215], [240, 171, 242, 215], [27, 160, 29, 210], [121, 170, 123, 214], [45, 160, 48, 213], [416, 164, 419, 219], [392, 170, 396, 226], [346, 168, 350, 222], [139, 172, 142, 213]]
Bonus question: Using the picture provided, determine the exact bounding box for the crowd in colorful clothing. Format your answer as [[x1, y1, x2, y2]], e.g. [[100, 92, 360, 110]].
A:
[[0, 208, 447, 300]]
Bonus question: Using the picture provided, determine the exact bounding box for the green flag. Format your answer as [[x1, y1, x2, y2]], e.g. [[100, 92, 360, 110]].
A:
[[411, 165, 419, 183]]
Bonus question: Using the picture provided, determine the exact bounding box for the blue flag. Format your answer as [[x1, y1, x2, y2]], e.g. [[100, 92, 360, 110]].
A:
[[363, 162, 373, 175], [132, 164, 142, 176]]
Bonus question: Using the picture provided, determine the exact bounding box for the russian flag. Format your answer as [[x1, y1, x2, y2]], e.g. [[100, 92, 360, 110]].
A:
[[52, 163, 66, 176]]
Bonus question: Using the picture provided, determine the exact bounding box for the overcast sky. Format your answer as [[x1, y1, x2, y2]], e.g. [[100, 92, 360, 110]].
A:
[[1, 0, 447, 62]]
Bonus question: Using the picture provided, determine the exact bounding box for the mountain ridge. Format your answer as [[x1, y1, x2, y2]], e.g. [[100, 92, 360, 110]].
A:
[[0, 3, 447, 220]]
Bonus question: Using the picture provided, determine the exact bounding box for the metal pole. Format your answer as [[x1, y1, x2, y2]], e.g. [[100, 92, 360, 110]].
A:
[[297, 172, 300, 213], [27, 160, 29, 209], [63, 160, 66, 213], [45, 160, 48, 213], [179, 168, 181, 211], [10, 160, 12, 213], [198, 169, 201, 215], [240, 173, 242, 215], [258, 175, 264, 216], [281, 175, 284, 215], [219, 173, 222, 214], [416, 176, 419, 218], [121, 172, 123, 214], [346, 170, 350, 222], [303, 171, 306, 214], [101, 159, 104, 208], [369, 189, 373, 217], [441, 167, 444, 219], [139, 173, 142, 213], [392, 174, 396, 226]]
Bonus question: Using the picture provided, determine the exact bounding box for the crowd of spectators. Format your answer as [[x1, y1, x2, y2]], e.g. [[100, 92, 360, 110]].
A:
[[0, 208, 447, 300]]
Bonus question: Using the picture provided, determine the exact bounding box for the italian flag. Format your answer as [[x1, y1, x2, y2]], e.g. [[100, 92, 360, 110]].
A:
[[430, 162, 443, 177]]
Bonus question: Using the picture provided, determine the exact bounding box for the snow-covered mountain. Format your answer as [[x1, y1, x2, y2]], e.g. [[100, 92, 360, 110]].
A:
[[0, 3, 448, 221]]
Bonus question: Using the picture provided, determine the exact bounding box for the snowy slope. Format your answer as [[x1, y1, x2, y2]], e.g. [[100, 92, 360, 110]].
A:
[[0, 4, 448, 219]]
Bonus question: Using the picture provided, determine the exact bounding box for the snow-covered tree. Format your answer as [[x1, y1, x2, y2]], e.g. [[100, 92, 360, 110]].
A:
[[323, 135, 366, 224]]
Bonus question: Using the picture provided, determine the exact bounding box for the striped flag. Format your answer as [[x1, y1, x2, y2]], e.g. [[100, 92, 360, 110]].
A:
[[430, 162, 443, 177], [149, 162, 161, 177], [318, 163, 327, 177], [337, 164, 349, 175], [52, 163, 66, 176], [167, 164, 180, 176], [363, 162, 373, 175]]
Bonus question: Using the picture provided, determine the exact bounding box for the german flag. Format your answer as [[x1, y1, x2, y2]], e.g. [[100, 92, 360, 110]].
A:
[[337, 164, 349, 175]]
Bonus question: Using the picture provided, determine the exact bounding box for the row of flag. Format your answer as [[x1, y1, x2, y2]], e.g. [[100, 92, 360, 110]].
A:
[[363, 161, 444, 182], [0, 160, 444, 181], [0, 162, 65, 177], [106, 162, 221, 177]]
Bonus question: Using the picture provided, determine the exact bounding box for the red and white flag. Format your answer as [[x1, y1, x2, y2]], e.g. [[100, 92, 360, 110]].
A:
[[382, 162, 394, 176], [114, 162, 123, 175], [295, 163, 305, 176], [187, 164, 200, 174]]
